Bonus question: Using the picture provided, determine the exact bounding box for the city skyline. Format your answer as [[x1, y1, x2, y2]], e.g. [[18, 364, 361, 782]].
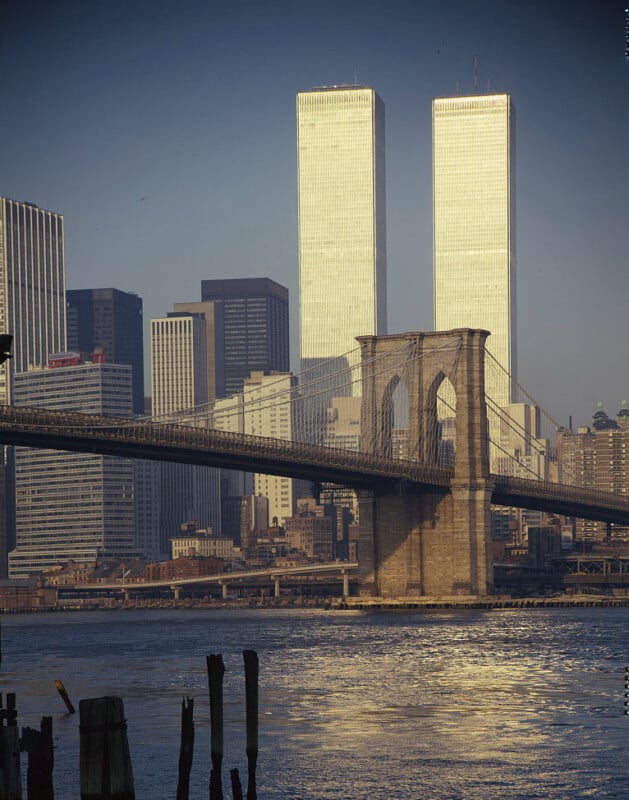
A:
[[1, 0, 627, 426]]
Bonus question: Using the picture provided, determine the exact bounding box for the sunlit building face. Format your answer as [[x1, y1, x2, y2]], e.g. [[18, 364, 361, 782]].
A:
[[433, 94, 516, 408], [297, 87, 387, 382]]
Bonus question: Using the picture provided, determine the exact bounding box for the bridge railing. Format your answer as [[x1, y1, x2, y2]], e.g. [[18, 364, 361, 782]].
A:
[[0, 404, 453, 488], [492, 473, 629, 512]]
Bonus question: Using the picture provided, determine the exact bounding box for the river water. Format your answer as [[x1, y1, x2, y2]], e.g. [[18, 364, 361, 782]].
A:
[[3, 607, 628, 799]]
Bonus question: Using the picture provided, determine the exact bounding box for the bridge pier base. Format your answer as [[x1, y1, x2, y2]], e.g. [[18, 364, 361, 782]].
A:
[[342, 569, 350, 597], [172, 585, 181, 601], [358, 484, 493, 599], [273, 576, 280, 598]]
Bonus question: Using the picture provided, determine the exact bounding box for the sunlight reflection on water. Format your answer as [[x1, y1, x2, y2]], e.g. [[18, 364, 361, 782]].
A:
[[4, 607, 628, 799]]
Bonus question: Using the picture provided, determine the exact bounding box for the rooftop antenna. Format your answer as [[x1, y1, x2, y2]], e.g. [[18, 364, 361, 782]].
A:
[[473, 55, 479, 93]]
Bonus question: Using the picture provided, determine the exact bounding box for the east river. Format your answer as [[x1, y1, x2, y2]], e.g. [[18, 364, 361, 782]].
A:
[[3, 607, 628, 799]]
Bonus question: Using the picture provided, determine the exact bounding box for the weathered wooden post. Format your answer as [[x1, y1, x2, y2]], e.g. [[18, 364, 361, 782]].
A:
[[206, 655, 224, 800], [175, 697, 194, 800], [242, 650, 258, 800], [79, 696, 134, 800], [54, 680, 75, 714], [20, 715, 54, 800], [230, 768, 243, 800], [0, 693, 22, 800]]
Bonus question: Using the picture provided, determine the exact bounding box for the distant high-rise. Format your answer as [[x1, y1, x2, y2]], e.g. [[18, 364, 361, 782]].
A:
[[151, 313, 220, 555], [243, 371, 309, 526], [433, 94, 516, 407], [66, 288, 144, 415], [172, 300, 225, 403], [297, 86, 386, 382], [200, 278, 288, 397], [0, 198, 67, 575], [9, 355, 137, 577]]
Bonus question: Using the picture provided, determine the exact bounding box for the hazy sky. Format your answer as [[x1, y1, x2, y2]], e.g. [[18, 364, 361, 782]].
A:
[[1, 0, 627, 426]]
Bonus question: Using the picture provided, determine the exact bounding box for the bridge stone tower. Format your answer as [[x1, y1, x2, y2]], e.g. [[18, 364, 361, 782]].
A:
[[357, 329, 494, 598]]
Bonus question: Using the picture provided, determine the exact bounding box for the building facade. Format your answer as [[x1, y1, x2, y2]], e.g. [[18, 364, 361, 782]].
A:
[[151, 313, 220, 555], [243, 371, 309, 526], [0, 198, 67, 575], [200, 278, 289, 397], [297, 86, 386, 383], [557, 404, 629, 543], [9, 356, 136, 577], [433, 94, 516, 409], [66, 288, 144, 415]]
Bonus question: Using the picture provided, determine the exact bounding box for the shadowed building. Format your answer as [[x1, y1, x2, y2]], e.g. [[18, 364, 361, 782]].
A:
[[66, 288, 144, 415], [200, 278, 289, 398]]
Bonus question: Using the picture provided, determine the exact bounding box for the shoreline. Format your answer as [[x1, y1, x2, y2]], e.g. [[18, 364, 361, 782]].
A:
[[3, 593, 629, 614]]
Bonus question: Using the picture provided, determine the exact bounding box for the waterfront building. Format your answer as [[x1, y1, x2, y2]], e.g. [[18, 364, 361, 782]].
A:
[[8, 355, 137, 577], [200, 278, 289, 397], [0, 198, 67, 574], [284, 499, 335, 560], [557, 403, 629, 543], [151, 313, 221, 555], [66, 288, 144, 415], [297, 86, 386, 385], [433, 94, 516, 409], [171, 527, 234, 560]]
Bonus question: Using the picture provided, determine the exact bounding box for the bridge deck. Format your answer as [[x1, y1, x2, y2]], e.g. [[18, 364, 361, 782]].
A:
[[1, 405, 629, 525]]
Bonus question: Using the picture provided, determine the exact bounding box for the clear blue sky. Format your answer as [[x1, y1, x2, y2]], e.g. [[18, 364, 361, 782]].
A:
[[1, 0, 627, 426]]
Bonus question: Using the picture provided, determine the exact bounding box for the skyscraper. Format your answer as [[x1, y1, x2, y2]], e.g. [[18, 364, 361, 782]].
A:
[[433, 94, 516, 408], [243, 371, 309, 526], [200, 278, 289, 397], [151, 313, 220, 555], [9, 355, 137, 577], [66, 288, 144, 415], [297, 86, 386, 381], [0, 198, 67, 575], [0, 199, 67, 404]]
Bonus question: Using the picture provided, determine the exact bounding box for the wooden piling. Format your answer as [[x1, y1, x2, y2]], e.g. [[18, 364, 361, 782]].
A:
[[79, 696, 134, 800], [175, 697, 194, 800], [0, 693, 22, 800], [230, 768, 243, 800], [243, 650, 258, 800], [206, 655, 225, 800], [54, 680, 75, 714], [20, 716, 54, 800]]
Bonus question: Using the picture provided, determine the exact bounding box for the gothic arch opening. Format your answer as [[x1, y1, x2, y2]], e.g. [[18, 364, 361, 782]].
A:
[[380, 376, 410, 459], [432, 373, 457, 468]]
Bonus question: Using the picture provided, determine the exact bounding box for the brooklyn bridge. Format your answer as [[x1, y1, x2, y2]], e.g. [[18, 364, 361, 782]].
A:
[[1, 329, 627, 598]]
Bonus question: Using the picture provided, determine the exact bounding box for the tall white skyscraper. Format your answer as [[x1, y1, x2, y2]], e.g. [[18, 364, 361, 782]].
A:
[[151, 313, 220, 555], [0, 198, 67, 404], [433, 94, 516, 408], [297, 86, 386, 385], [0, 198, 67, 575]]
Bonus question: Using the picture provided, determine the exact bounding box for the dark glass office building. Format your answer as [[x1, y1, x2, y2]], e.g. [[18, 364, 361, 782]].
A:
[[66, 288, 144, 415], [200, 278, 289, 397]]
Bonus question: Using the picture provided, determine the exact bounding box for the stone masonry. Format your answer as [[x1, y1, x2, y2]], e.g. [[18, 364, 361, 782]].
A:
[[357, 329, 494, 598]]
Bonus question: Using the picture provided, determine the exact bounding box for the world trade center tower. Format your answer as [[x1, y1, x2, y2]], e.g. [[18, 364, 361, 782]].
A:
[[297, 86, 386, 393], [433, 94, 516, 409]]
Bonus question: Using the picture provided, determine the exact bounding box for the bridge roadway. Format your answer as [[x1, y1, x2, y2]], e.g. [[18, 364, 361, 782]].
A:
[[2, 405, 629, 525]]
